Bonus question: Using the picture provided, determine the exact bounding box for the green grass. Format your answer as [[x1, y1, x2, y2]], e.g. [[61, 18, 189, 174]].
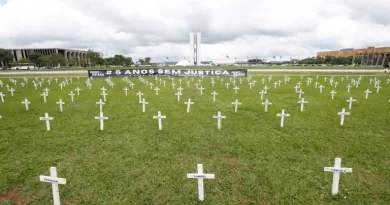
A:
[[1, 65, 385, 72], [0, 74, 389, 204]]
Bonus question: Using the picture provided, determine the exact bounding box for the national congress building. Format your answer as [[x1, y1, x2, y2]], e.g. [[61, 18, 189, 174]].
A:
[[317, 46, 390, 66]]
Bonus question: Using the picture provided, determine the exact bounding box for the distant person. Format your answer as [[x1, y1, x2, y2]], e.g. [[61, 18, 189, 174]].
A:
[[384, 63, 389, 75]]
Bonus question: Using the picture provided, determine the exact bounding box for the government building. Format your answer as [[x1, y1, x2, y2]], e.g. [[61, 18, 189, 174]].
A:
[[6, 48, 89, 66], [317, 46, 390, 66]]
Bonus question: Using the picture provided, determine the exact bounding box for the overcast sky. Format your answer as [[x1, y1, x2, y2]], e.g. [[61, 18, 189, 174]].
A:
[[1, 0, 390, 61]]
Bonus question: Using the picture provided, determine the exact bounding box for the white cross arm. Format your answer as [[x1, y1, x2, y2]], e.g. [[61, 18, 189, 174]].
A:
[[324, 167, 352, 173], [187, 174, 215, 179], [39, 176, 67, 184]]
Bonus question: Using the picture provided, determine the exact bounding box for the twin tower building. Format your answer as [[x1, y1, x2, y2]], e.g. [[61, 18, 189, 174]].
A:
[[189, 32, 202, 66]]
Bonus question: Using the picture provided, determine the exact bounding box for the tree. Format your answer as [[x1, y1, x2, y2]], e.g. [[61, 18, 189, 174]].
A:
[[38, 56, 51, 67], [144, 57, 151, 65], [80, 59, 88, 67], [68, 58, 78, 66], [138, 59, 145, 65], [87, 49, 103, 67], [112, 55, 126, 66], [247, 59, 263, 64], [125, 57, 133, 66], [50, 54, 65, 66], [18, 58, 31, 64], [28, 52, 42, 67], [0, 49, 14, 67]]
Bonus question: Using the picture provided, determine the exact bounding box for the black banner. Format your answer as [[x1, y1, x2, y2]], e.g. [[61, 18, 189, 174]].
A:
[[88, 69, 247, 77]]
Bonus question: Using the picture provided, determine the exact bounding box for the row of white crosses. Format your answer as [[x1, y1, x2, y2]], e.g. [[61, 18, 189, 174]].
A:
[[38, 157, 352, 204]]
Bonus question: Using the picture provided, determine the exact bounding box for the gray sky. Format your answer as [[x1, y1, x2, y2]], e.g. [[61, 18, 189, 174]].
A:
[[1, 0, 390, 60]]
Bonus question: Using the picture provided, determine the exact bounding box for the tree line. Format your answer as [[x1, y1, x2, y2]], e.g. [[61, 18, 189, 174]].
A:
[[0, 48, 152, 68]]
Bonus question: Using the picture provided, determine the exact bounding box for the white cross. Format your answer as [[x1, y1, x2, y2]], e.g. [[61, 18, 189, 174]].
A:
[[298, 98, 308, 112], [249, 82, 254, 89], [369, 78, 373, 84], [334, 81, 339, 88], [355, 80, 360, 88], [178, 79, 182, 84], [233, 86, 239, 94], [72, 87, 80, 96], [185, 99, 194, 113], [346, 84, 352, 93], [258, 90, 266, 100], [154, 87, 160, 95], [263, 86, 269, 94], [338, 108, 350, 125], [306, 78, 311, 86], [324, 77, 327, 82], [95, 112, 108, 130], [9, 88, 15, 96], [297, 81, 302, 87], [213, 111, 226, 129], [39, 167, 67, 205], [387, 78, 390, 84], [96, 99, 105, 113], [277, 109, 290, 127], [57, 99, 65, 112], [171, 82, 176, 89], [163, 80, 166, 87], [0, 92, 4, 103], [297, 89, 304, 99], [225, 82, 230, 89], [319, 85, 325, 93], [231, 99, 241, 112], [129, 83, 135, 89], [136, 91, 143, 102], [177, 87, 184, 93], [294, 85, 299, 93], [199, 87, 205, 95], [376, 85, 382, 93], [175, 91, 182, 101], [33, 83, 38, 90], [364, 89, 372, 100], [330, 90, 337, 100], [314, 81, 319, 88], [346, 97, 356, 110], [268, 76, 272, 82], [100, 87, 107, 92], [149, 82, 154, 89], [123, 87, 129, 96], [153, 111, 166, 130], [239, 78, 243, 84], [43, 87, 50, 96], [21, 99, 30, 111], [324, 158, 352, 195], [69, 91, 75, 102], [41, 92, 48, 102], [40, 113, 54, 131], [273, 81, 278, 88], [187, 164, 215, 201], [262, 99, 272, 112], [186, 81, 191, 87], [140, 98, 148, 112], [211, 91, 218, 102]]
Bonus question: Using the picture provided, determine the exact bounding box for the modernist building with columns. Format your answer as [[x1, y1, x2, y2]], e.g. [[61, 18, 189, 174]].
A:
[[7, 48, 89, 66], [317, 46, 390, 66]]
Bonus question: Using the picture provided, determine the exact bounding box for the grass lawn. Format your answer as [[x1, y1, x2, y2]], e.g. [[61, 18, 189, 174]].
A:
[[1, 65, 385, 72], [0, 74, 389, 204]]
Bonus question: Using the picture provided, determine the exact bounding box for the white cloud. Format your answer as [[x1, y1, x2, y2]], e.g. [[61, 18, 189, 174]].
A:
[[1, 0, 390, 61]]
